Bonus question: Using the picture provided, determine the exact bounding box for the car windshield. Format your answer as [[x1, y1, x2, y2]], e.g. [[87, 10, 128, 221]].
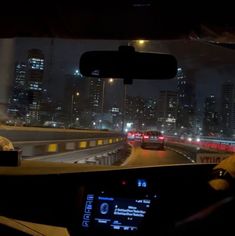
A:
[[0, 38, 235, 167]]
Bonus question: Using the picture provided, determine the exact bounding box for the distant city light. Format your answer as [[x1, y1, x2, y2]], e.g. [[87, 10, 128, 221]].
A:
[[74, 69, 81, 76], [196, 138, 200, 142], [112, 107, 119, 113], [126, 122, 133, 128], [188, 137, 192, 142], [109, 78, 114, 83]]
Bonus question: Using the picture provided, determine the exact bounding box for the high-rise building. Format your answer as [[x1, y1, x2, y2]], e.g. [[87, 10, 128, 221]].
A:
[[8, 62, 28, 120], [15, 62, 27, 87], [157, 91, 177, 133], [109, 105, 122, 130], [27, 49, 44, 124], [176, 67, 196, 132], [221, 81, 235, 136], [64, 72, 89, 127], [203, 95, 219, 135], [125, 96, 146, 129], [0, 39, 15, 123], [39, 88, 53, 124], [144, 97, 157, 127], [88, 77, 104, 116]]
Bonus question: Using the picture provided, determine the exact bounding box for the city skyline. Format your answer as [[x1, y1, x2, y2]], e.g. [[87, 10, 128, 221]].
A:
[[14, 38, 235, 109], [7, 56, 235, 136], [4, 38, 235, 136]]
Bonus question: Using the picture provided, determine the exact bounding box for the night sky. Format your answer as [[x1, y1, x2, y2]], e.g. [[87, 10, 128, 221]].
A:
[[15, 38, 235, 110]]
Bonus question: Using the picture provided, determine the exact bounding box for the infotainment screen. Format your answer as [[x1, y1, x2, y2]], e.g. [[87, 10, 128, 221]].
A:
[[82, 194, 151, 231]]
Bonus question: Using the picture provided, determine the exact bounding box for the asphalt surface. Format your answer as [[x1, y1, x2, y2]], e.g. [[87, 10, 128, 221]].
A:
[[26, 141, 194, 166], [123, 141, 192, 167]]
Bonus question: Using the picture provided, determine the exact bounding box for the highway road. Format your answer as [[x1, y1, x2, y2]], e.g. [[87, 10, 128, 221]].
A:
[[123, 141, 192, 167], [23, 140, 228, 167]]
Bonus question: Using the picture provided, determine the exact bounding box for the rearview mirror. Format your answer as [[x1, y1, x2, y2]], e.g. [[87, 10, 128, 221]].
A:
[[79, 46, 177, 84]]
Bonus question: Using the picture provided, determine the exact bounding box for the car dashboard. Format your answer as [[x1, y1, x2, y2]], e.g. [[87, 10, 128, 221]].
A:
[[0, 164, 222, 236]]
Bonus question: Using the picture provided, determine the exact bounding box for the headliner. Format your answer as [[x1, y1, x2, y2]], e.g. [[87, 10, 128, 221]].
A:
[[0, 2, 234, 40]]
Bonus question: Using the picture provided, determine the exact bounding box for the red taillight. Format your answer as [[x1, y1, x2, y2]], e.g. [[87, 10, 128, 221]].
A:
[[144, 135, 149, 139], [159, 136, 164, 140]]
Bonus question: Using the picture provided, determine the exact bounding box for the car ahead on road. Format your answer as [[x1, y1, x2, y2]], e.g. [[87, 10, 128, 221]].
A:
[[141, 131, 165, 150]]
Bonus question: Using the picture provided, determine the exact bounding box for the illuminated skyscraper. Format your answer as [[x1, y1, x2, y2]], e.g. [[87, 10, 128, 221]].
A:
[[157, 91, 177, 132], [203, 95, 219, 135], [176, 67, 196, 131], [0, 39, 15, 122], [89, 77, 104, 115], [27, 49, 44, 124], [8, 62, 28, 120], [64, 71, 88, 127], [221, 81, 235, 136], [125, 96, 146, 129], [144, 97, 157, 127], [15, 62, 27, 87]]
